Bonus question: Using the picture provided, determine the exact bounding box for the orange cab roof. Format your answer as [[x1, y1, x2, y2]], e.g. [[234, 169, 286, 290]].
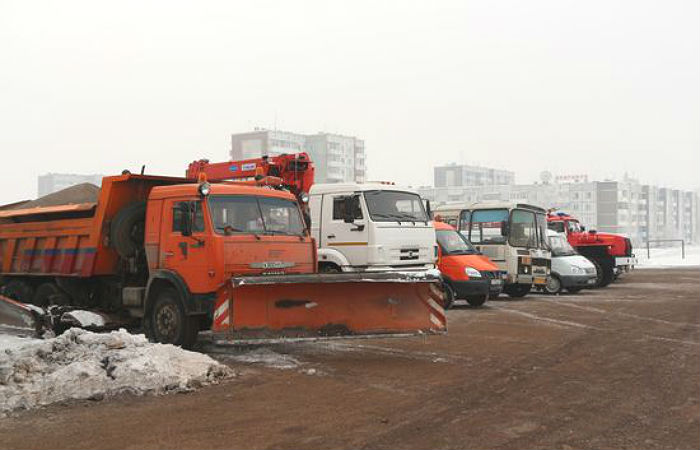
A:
[[434, 221, 456, 231], [149, 182, 298, 201]]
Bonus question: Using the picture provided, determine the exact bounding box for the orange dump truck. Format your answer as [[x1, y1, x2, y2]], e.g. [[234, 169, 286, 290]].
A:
[[0, 173, 445, 347]]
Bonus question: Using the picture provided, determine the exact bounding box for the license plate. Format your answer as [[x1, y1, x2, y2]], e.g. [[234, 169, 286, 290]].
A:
[[534, 277, 546, 285], [490, 279, 502, 285]]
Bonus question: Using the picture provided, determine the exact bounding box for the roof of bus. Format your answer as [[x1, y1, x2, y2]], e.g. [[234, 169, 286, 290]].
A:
[[435, 201, 546, 213]]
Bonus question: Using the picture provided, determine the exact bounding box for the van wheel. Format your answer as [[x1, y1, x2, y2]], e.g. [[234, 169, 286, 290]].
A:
[[466, 295, 487, 307], [441, 283, 455, 310], [148, 288, 198, 349], [110, 201, 147, 258], [544, 275, 562, 295], [504, 283, 531, 298]]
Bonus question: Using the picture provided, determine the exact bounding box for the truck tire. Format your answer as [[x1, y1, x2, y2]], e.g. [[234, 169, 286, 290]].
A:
[[466, 295, 487, 307], [32, 282, 70, 307], [148, 287, 198, 349], [544, 275, 562, 295], [590, 258, 614, 288], [110, 201, 147, 258], [504, 283, 531, 298]]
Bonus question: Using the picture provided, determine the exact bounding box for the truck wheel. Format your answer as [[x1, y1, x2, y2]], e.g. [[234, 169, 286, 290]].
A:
[[466, 295, 487, 307], [110, 201, 146, 258], [148, 288, 198, 349], [504, 283, 531, 298], [32, 282, 69, 307], [318, 263, 341, 273], [544, 275, 562, 295], [591, 259, 614, 288]]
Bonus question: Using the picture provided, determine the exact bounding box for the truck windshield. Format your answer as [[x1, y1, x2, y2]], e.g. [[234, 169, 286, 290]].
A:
[[208, 195, 305, 236], [464, 209, 509, 245], [436, 229, 477, 255], [548, 233, 577, 256], [568, 220, 582, 233], [363, 190, 428, 223]]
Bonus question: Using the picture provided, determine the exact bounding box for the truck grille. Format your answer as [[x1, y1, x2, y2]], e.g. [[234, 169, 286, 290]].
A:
[[532, 258, 551, 268]]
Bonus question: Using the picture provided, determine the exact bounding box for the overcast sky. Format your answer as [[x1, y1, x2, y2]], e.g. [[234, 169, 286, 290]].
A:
[[1, 0, 698, 204]]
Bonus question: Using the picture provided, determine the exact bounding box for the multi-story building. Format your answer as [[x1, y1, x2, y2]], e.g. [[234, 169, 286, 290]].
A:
[[418, 173, 700, 245], [434, 163, 514, 188], [37, 173, 105, 197], [230, 128, 365, 184]]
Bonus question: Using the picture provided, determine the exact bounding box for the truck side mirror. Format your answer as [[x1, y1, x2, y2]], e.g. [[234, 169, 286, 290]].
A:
[[179, 202, 193, 237], [580, 225, 586, 232], [424, 199, 432, 219], [343, 196, 355, 223]]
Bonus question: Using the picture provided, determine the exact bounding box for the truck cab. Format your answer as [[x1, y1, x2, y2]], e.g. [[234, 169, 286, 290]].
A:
[[454, 202, 552, 298], [308, 183, 437, 272]]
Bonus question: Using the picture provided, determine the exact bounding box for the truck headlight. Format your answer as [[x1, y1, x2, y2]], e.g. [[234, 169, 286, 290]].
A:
[[198, 182, 211, 197], [300, 192, 309, 203], [465, 267, 482, 278]]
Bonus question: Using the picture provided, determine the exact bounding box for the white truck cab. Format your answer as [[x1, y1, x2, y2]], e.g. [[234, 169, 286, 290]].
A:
[[309, 183, 437, 272]]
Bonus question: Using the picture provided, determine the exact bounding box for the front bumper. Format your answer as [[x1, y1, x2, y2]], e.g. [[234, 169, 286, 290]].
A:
[[615, 256, 637, 267], [559, 274, 597, 288], [447, 278, 503, 300]]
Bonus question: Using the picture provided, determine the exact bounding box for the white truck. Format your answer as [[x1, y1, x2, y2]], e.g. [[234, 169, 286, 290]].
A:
[[308, 183, 437, 272]]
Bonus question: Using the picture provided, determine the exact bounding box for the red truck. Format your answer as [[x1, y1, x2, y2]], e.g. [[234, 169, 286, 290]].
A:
[[0, 172, 445, 347], [547, 211, 636, 287]]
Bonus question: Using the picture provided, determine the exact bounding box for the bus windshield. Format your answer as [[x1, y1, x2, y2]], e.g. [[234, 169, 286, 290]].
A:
[[463, 209, 509, 245]]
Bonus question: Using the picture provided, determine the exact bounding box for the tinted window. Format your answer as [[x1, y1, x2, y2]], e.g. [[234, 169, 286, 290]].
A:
[[172, 201, 205, 233], [332, 196, 363, 220], [363, 190, 428, 222]]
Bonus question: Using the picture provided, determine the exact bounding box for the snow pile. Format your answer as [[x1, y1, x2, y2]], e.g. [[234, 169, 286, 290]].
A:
[[0, 328, 233, 415], [636, 245, 700, 268]]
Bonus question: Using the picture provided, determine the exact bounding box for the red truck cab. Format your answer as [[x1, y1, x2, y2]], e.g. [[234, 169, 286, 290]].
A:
[[435, 221, 506, 307], [546, 212, 636, 287]]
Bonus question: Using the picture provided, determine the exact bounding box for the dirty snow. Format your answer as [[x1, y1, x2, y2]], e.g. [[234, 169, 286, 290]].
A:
[[636, 245, 700, 268], [0, 328, 233, 415], [219, 348, 300, 369], [61, 310, 107, 328]]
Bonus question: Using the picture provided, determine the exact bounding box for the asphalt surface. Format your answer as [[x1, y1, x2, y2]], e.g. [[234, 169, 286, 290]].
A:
[[1, 268, 698, 450]]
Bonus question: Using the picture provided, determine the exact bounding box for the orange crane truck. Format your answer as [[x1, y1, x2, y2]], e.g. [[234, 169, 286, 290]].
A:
[[0, 172, 445, 347]]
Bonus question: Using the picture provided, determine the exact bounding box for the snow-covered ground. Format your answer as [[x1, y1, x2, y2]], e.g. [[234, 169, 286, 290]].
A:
[[636, 245, 700, 268], [0, 328, 233, 415]]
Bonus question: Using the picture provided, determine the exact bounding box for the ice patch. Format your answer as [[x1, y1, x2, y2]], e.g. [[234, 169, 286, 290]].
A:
[[222, 348, 300, 369], [0, 328, 233, 415]]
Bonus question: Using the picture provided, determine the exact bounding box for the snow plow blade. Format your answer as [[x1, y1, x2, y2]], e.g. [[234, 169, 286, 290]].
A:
[[211, 272, 446, 341], [0, 294, 42, 335]]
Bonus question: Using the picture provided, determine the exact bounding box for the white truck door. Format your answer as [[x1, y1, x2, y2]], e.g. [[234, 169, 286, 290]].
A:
[[321, 194, 369, 268]]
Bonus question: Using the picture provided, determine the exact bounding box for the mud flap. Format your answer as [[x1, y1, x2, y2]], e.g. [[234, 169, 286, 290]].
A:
[[211, 272, 446, 340]]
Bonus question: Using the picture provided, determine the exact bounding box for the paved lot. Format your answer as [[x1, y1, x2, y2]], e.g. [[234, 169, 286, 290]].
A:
[[1, 268, 698, 450]]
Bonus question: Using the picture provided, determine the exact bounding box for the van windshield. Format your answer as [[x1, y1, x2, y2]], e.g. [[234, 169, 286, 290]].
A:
[[363, 190, 428, 223], [548, 233, 577, 256], [436, 229, 477, 255], [208, 195, 305, 236]]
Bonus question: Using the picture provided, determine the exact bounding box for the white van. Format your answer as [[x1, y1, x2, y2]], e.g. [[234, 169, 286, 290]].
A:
[[544, 230, 597, 294], [309, 183, 437, 272]]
